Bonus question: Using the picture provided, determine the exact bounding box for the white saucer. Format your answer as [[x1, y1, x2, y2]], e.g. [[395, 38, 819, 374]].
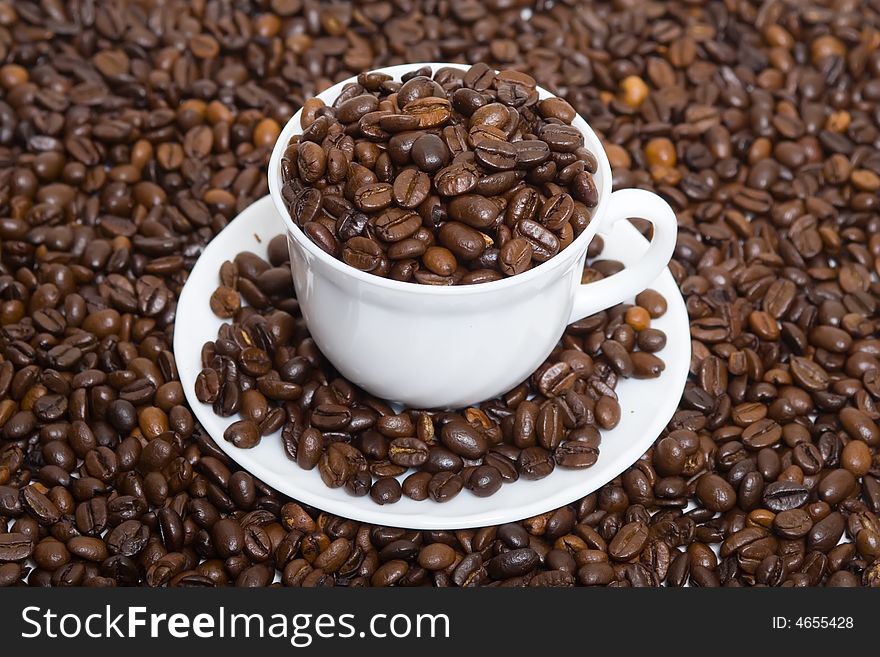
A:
[[176, 196, 690, 529]]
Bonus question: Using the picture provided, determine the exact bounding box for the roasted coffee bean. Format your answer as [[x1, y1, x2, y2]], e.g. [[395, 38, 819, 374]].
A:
[[20, 487, 61, 525], [773, 510, 813, 539], [840, 408, 880, 447], [373, 209, 421, 243], [370, 477, 402, 505], [223, 420, 261, 449], [637, 329, 667, 353], [818, 469, 857, 506], [346, 471, 373, 498], [475, 140, 517, 171], [411, 134, 450, 172], [695, 474, 736, 513], [808, 512, 845, 553], [402, 472, 432, 501], [555, 442, 599, 469], [318, 443, 364, 489], [518, 446, 555, 480], [595, 397, 621, 430], [438, 222, 486, 261], [418, 543, 456, 571], [499, 238, 533, 276], [213, 518, 245, 558], [515, 140, 551, 168], [428, 472, 463, 503], [537, 403, 564, 450], [609, 522, 649, 561], [388, 438, 429, 467], [602, 340, 633, 377], [0, 533, 33, 562], [466, 465, 503, 498], [422, 247, 457, 276], [515, 219, 560, 262], [448, 195, 500, 230], [763, 482, 810, 512], [631, 352, 665, 379], [342, 237, 383, 272], [210, 287, 240, 319], [296, 428, 323, 471], [424, 447, 463, 474], [392, 169, 431, 209], [441, 421, 488, 459], [486, 548, 539, 579]]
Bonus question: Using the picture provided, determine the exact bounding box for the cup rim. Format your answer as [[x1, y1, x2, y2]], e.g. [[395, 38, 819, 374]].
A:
[[268, 62, 613, 297]]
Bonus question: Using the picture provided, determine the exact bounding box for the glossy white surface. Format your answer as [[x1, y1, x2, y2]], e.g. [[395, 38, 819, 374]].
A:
[[268, 62, 677, 408], [176, 196, 690, 529]]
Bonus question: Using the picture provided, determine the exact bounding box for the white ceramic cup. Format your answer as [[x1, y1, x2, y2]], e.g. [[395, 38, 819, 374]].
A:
[[268, 63, 677, 409]]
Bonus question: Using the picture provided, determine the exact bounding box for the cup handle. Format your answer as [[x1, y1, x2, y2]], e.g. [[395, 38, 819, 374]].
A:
[[568, 188, 677, 323]]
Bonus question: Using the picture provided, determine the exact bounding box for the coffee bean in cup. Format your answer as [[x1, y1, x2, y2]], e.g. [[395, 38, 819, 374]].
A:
[[279, 64, 599, 285]]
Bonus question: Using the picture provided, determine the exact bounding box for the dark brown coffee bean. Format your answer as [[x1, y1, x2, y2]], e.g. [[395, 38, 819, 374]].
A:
[[595, 396, 621, 430], [515, 140, 551, 168], [773, 509, 813, 539], [808, 512, 845, 553], [403, 97, 452, 129], [411, 134, 451, 172], [537, 402, 564, 450], [438, 221, 486, 261], [474, 140, 517, 171], [840, 408, 880, 446], [0, 533, 34, 562], [539, 123, 583, 152], [428, 471, 463, 503], [392, 169, 431, 209], [763, 481, 810, 512], [518, 446, 555, 480], [695, 474, 737, 512], [818, 469, 857, 506], [373, 209, 421, 242], [297, 141, 326, 183], [465, 465, 503, 497], [515, 219, 559, 262], [318, 443, 364, 489], [389, 437, 429, 467], [223, 420, 261, 449], [486, 548, 539, 579], [369, 477, 402, 505], [499, 238, 533, 276], [402, 472, 432, 501], [609, 522, 649, 561], [424, 447, 463, 474], [303, 222, 338, 257], [422, 247, 457, 276], [440, 420, 488, 459], [354, 183, 394, 212]]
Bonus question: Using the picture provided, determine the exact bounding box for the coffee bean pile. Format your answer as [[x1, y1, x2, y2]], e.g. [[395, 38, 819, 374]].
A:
[[279, 64, 599, 284], [199, 235, 667, 504], [1, 0, 880, 586]]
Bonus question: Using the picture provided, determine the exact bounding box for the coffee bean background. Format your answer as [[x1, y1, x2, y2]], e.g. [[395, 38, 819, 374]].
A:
[[1, 0, 880, 586]]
